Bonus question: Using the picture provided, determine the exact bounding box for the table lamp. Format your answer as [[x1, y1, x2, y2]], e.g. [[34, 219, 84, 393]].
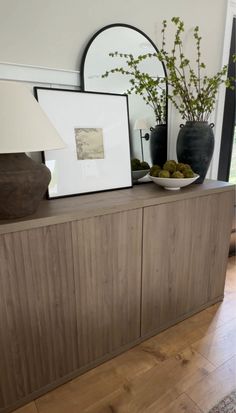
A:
[[134, 118, 150, 161], [0, 81, 65, 220]]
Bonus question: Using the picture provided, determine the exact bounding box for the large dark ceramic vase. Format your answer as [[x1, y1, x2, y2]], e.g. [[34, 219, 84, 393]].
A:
[[150, 124, 167, 167], [176, 121, 214, 183]]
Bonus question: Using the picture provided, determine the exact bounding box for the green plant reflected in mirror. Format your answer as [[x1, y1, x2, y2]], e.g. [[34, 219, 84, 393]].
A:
[[80, 24, 168, 165]]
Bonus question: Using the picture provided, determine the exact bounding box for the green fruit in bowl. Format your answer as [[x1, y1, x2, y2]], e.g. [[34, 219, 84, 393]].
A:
[[131, 158, 141, 171], [163, 160, 177, 173], [176, 162, 187, 172], [161, 160, 197, 178], [131, 158, 150, 171], [150, 160, 196, 180], [183, 169, 195, 178], [159, 170, 170, 178], [171, 171, 184, 178], [140, 161, 150, 170], [150, 165, 161, 177], [184, 164, 192, 170]]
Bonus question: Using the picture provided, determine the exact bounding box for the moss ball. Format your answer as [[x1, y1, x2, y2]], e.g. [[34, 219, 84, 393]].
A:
[[163, 160, 177, 173], [176, 163, 187, 172], [183, 169, 195, 178], [150, 165, 161, 177], [140, 161, 150, 170], [131, 158, 141, 171], [159, 170, 170, 178], [171, 171, 184, 179], [184, 163, 192, 170]]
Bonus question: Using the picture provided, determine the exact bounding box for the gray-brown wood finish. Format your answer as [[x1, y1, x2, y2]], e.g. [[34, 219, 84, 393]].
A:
[[207, 191, 235, 300], [0, 182, 234, 413], [141, 192, 234, 336], [72, 210, 142, 366], [0, 210, 143, 412], [0, 224, 78, 410], [0, 180, 234, 235]]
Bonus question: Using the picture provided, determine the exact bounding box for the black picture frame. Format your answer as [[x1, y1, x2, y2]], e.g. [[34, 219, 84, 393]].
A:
[[34, 87, 132, 199]]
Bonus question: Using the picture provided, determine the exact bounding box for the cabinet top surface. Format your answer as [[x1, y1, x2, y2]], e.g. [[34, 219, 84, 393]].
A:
[[0, 179, 235, 234]]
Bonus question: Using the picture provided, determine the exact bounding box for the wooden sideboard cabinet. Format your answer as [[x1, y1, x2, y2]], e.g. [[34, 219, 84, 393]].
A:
[[0, 180, 234, 413], [71, 210, 142, 366], [141, 191, 234, 336]]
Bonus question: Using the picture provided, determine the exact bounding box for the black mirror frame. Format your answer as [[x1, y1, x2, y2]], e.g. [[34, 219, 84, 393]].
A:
[[80, 22, 168, 127]]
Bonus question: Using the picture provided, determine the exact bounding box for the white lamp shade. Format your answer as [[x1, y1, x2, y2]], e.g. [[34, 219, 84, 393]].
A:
[[134, 118, 149, 130], [0, 81, 65, 153]]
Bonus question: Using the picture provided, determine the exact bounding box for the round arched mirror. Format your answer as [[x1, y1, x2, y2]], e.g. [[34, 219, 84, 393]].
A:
[[80, 23, 167, 165]]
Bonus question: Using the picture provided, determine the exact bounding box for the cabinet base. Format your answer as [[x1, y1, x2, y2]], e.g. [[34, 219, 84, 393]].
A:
[[2, 295, 224, 413]]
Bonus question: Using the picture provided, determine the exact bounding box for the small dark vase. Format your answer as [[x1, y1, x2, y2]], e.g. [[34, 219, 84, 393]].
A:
[[176, 121, 214, 183], [150, 124, 167, 167]]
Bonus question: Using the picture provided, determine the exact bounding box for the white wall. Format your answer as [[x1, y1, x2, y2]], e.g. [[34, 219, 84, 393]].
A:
[[0, 0, 226, 72], [0, 0, 229, 174]]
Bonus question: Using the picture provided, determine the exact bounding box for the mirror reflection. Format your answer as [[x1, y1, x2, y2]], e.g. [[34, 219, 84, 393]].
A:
[[81, 24, 167, 165]]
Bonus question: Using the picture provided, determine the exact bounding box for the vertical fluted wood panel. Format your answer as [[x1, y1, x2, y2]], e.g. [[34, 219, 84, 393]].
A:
[[0, 185, 233, 413], [0, 223, 78, 410], [141, 192, 233, 336], [72, 210, 142, 366], [207, 191, 234, 300]]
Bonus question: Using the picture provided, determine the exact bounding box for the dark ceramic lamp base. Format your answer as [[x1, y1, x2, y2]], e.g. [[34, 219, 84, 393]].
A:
[[0, 153, 51, 219]]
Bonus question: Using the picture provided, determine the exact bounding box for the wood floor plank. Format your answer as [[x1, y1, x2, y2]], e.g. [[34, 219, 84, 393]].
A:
[[83, 389, 179, 413], [192, 317, 236, 367], [83, 348, 215, 413], [84, 385, 203, 413], [139, 306, 232, 361], [35, 362, 130, 413], [147, 393, 203, 413], [12, 402, 38, 413], [204, 298, 236, 329], [224, 256, 236, 293], [186, 355, 236, 412], [35, 340, 160, 413], [96, 345, 160, 381]]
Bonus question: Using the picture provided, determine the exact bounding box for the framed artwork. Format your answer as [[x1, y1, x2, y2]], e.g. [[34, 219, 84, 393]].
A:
[[34, 87, 132, 199]]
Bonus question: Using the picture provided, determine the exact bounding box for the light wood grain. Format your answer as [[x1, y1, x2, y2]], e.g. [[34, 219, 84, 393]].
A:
[[81, 347, 214, 413], [224, 255, 236, 295], [186, 355, 236, 412], [146, 393, 203, 413], [141, 192, 234, 336], [191, 317, 236, 367], [10, 403, 37, 413], [35, 348, 214, 413], [138, 306, 231, 362], [71, 210, 142, 366], [35, 365, 126, 413]]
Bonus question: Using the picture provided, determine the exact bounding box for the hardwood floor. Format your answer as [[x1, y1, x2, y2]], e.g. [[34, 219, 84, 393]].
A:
[[13, 256, 236, 413]]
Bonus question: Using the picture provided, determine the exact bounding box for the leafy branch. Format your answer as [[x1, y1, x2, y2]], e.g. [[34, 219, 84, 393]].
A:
[[102, 17, 235, 123], [102, 52, 167, 125], [156, 17, 235, 121]]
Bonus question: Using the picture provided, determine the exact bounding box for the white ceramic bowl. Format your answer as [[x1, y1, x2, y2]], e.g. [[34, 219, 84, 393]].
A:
[[149, 173, 199, 190], [132, 169, 150, 182]]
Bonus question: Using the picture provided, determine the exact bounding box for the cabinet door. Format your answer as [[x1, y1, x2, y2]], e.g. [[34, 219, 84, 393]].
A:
[[0, 223, 78, 411], [141, 192, 234, 336], [72, 209, 142, 366], [207, 191, 234, 299]]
